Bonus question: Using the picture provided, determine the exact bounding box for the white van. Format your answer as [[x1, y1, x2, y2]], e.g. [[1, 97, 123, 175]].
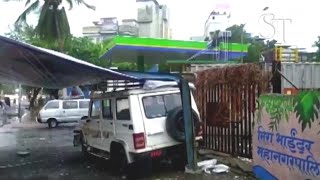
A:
[[37, 99, 90, 128]]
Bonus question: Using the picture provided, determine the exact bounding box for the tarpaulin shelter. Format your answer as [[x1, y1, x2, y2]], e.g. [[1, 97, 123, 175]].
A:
[[0, 35, 198, 172]]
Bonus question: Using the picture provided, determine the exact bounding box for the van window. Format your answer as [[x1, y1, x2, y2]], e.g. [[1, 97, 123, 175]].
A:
[[45, 101, 59, 109], [79, 101, 89, 109], [63, 101, 78, 109], [90, 100, 101, 119], [116, 98, 130, 120], [142, 93, 181, 119]]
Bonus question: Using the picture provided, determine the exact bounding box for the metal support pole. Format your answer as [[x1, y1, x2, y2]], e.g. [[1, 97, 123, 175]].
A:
[[179, 78, 199, 173], [18, 84, 22, 123], [137, 55, 145, 72]]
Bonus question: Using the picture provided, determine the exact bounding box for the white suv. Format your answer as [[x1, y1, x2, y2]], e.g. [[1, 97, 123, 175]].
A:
[[73, 82, 202, 175]]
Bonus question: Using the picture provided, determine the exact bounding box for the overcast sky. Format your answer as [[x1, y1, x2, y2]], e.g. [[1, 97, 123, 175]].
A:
[[0, 0, 319, 51]]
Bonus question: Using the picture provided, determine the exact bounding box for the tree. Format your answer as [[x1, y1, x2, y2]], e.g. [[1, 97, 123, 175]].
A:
[[4, 0, 95, 51], [226, 24, 250, 44], [226, 24, 277, 62], [313, 36, 320, 61]]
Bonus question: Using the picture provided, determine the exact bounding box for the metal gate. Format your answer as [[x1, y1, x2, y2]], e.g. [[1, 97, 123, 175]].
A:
[[195, 64, 269, 158]]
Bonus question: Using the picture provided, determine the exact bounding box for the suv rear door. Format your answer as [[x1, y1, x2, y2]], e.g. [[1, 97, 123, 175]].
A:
[[114, 97, 134, 149], [139, 92, 182, 148]]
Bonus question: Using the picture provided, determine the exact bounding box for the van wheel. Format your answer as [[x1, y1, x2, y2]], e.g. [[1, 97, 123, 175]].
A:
[[110, 143, 128, 175], [48, 119, 58, 128]]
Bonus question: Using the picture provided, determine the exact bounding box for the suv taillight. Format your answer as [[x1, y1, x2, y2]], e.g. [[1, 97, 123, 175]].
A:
[[133, 133, 145, 150]]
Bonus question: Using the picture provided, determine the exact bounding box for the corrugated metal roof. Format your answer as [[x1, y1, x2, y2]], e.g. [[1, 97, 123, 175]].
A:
[[0, 36, 178, 89]]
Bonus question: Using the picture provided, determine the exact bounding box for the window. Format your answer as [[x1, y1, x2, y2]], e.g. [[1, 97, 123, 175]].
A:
[[164, 94, 182, 112], [116, 98, 130, 120], [63, 101, 78, 109], [143, 96, 166, 118], [45, 101, 59, 109], [103, 99, 113, 119], [79, 101, 89, 109], [142, 93, 182, 119], [90, 100, 101, 119]]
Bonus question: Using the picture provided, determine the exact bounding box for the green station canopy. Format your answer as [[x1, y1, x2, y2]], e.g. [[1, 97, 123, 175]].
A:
[[100, 36, 218, 64], [100, 36, 249, 64]]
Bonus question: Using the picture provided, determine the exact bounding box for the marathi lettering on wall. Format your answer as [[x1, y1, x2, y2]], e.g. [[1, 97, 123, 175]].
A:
[[253, 91, 320, 180]]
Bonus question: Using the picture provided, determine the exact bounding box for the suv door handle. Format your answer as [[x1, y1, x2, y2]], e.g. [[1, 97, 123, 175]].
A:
[[86, 119, 91, 123], [110, 122, 113, 125]]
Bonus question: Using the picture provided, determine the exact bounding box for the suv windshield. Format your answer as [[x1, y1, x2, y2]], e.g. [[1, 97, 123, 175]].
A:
[[142, 93, 181, 119]]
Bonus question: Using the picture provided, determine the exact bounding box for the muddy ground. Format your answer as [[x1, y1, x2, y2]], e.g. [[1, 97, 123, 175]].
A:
[[0, 114, 253, 180]]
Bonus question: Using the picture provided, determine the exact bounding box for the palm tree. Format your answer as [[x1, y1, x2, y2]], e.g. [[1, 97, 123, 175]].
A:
[[4, 0, 95, 51]]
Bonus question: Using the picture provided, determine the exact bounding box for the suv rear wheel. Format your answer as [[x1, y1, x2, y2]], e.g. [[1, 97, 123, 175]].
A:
[[110, 143, 128, 175], [48, 118, 58, 128]]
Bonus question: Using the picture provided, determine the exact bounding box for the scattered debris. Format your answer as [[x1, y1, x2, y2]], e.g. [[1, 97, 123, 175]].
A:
[[17, 151, 30, 157], [197, 158, 230, 174], [238, 156, 252, 163], [198, 149, 231, 157], [0, 160, 44, 169], [197, 159, 217, 170], [204, 164, 230, 174]]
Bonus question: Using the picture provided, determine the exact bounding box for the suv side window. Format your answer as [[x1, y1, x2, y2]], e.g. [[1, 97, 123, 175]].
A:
[[116, 98, 130, 120], [79, 101, 89, 109], [90, 100, 101, 119], [45, 101, 59, 109], [63, 101, 78, 109], [102, 99, 113, 120]]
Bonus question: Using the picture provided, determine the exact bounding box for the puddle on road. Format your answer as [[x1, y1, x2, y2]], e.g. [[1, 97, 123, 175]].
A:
[[0, 132, 17, 148]]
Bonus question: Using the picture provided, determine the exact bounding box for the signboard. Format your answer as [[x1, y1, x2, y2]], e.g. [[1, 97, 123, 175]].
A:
[[274, 47, 299, 62], [253, 92, 320, 180]]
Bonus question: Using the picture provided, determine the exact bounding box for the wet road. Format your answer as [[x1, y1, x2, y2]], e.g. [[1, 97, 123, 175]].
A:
[[0, 116, 252, 180]]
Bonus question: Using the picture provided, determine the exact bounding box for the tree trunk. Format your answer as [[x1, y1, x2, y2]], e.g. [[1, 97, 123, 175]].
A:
[[29, 88, 41, 109]]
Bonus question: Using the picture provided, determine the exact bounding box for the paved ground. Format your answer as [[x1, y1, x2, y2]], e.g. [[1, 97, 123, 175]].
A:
[[0, 113, 253, 180]]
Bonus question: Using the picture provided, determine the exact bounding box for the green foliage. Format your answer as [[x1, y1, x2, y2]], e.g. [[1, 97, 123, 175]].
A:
[[0, 84, 16, 94], [226, 24, 250, 44], [258, 95, 294, 131], [294, 91, 320, 132], [313, 36, 320, 62], [4, 0, 95, 50], [226, 24, 277, 62]]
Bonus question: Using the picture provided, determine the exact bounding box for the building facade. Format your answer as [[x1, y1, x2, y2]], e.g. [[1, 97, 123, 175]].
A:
[[83, 0, 170, 42], [136, 0, 170, 38], [82, 17, 139, 43]]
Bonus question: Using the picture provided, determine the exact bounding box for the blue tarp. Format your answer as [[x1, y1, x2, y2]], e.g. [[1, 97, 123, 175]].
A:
[[0, 36, 178, 89]]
